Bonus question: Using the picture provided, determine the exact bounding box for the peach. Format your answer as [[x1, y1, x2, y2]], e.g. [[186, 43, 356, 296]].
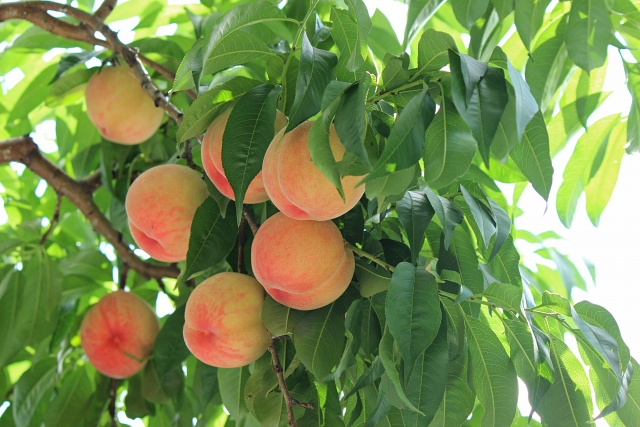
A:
[[262, 121, 366, 221], [86, 65, 164, 145], [251, 213, 354, 310], [183, 272, 270, 368], [80, 290, 160, 379], [202, 109, 287, 203], [125, 164, 207, 262]]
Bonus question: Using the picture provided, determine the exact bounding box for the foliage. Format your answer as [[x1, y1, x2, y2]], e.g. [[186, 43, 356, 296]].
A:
[[0, 0, 639, 426]]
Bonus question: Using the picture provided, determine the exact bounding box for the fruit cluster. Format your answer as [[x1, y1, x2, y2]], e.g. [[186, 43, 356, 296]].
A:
[[79, 65, 364, 378]]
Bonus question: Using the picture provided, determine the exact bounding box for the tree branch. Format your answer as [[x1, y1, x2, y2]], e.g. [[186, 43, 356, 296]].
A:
[[240, 207, 312, 425], [93, 0, 117, 21], [1, 136, 179, 279], [40, 191, 62, 245]]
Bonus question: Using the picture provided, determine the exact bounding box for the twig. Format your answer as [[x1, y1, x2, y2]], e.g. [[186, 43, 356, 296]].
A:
[[344, 242, 395, 272], [242, 207, 260, 235], [0, 136, 179, 279], [182, 139, 204, 174], [0, 1, 184, 124], [93, 0, 116, 20], [40, 191, 62, 245], [108, 378, 118, 427], [118, 261, 129, 290], [237, 217, 246, 273], [239, 207, 311, 424], [268, 337, 314, 427], [155, 278, 167, 293]]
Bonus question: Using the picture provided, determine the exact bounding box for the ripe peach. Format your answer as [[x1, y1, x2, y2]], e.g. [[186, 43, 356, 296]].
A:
[[262, 121, 366, 221], [202, 109, 287, 203], [251, 213, 354, 310], [125, 164, 207, 262], [183, 272, 270, 368], [80, 290, 160, 379], [86, 65, 164, 145]]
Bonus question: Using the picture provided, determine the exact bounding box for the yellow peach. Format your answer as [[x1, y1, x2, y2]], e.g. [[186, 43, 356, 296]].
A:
[[251, 213, 354, 310], [183, 272, 270, 368]]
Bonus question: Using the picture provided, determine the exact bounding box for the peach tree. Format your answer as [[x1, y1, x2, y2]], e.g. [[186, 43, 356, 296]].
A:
[[0, 0, 639, 426]]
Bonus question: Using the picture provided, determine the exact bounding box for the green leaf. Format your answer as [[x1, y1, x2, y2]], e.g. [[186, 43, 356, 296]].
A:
[[177, 76, 261, 143], [566, 0, 612, 72], [342, 0, 372, 71], [429, 352, 476, 426], [502, 319, 540, 398], [364, 90, 436, 181], [181, 198, 237, 284], [483, 283, 523, 312], [335, 73, 373, 167], [626, 62, 640, 154], [556, 114, 618, 228], [46, 68, 95, 107], [525, 19, 569, 108], [396, 190, 435, 263], [402, 312, 448, 426], [218, 366, 252, 421], [205, 31, 274, 76], [539, 336, 593, 426], [287, 33, 338, 132], [492, 0, 514, 20], [574, 300, 630, 374], [423, 98, 477, 189], [442, 227, 484, 295], [294, 300, 345, 380], [331, 7, 365, 74], [492, 47, 538, 140], [386, 262, 441, 375], [514, 0, 552, 51], [222, 83, 281, 222], [24, 249, 62, 320], [308, 81, 352, 198], [154, 304, 190, 378], [585, 122, 626, 226], [451, 0, 490, 29], [510, 111, 553, 201], [173, 39, 204, 92], [381, 58, 410, 91], [0, 270, 25, 367], [369, 10, 402, 58], [404, 0, 447, 47], [488, 235, 522, 288], [322, 300, 362, 382], [355, 259, 392, 297], [453, 60, 509, 165], [465, 316, 518, 427], [202, 1, 287, 75], [261, 296, 305, 336], [416, 29, 458, 75], [43, 365, 93, 427], [571, 306, 622, 382], [488, 199, 510, 261], [378, 326, 423, 414], [344, 357, 384, 400], [13, 358, 57, 427], [423, 187, 465, 249], [460, 185, 496, 248], [614, 358, 640, 425]]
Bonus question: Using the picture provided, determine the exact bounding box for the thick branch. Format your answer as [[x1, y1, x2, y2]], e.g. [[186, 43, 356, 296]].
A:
[[93, 0, 116, 21], [1, 136, 179, 279]]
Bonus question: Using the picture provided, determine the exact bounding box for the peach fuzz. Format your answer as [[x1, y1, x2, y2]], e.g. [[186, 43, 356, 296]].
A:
[[85, 65, 164, 145], [80, 291, 160, 379], [262, 121, 365, 221], [183, 272, 270, 368], [251, 213, 354, 310], [202, 109, 287, 203], [125, 164, 207, 263]]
